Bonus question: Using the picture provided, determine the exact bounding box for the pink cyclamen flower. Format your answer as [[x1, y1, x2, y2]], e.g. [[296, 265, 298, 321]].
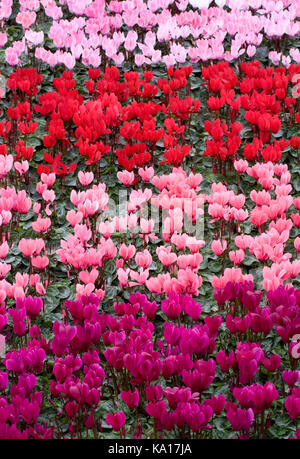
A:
[[135, 250, 152, 269], [78, 171, 94, 186], [282, 370, 300, 388], [0, 241, 8, 259], [124, 31, 137, 52], [119, 244, 136, 261], [294, 197, 300, 211], [138, 167, 154, 182], [106, 412, 126, 431], [5, 48, 21, 66], [294, 238, 300, 252], [229, 249, 245, 265], [14, 161, 29, 175], [32, 216, 51, 233], [117, 171, 135, 186], [25, 30, 44, 46], [33, 203, 41, 214], [226, 405, 254, 434], [66, 210, 83, 227], [41, 173, 56, 187], [0, 155, 13, 178], [211, 239, 227, 256], [31, 255, 49, 270], [18, 238, 45, 257], [42, 189, 55, 203], [98, 221, 115, 238], [234, 159, 248, 174], [120, 390, 139, 410], [16, 11, 36, 29]]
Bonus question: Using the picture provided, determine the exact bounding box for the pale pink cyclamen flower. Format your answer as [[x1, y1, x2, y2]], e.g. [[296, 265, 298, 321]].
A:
[[25, 30, 44, 46], [129, 268, 149, 286], [235, 235, 253, 250], [138, 167, 154, 182], [294, 237, 300, 252], [44, 1, 63, 20], [33, 202, 42, 214], [211, 239, 227, 256], [42, 189, 55, 203], [250, 190, 271, 206], [124, 30, 138, 52], [36, 182, 48, 195], [186, 237, 205, 253], [29, 274, 40, 287], [171, 233, 187, 251], [79, 269, 99, 285], [212, 268, 253, 289], [0, 32, 7, 48], [135, 54, 145, 67], [13, 286, 25, 300], [14, 272, 28, 288], [98, 221, 115, 238], [113, 216, 128, 233], [14, 161, 29, 175], [95, 288, 106, 301], [16, 11, 36, 29], [119, 244, 136, 261], [282, 55, 291, 68], [76, 283, 95, 299], [32, 216, 51, 233], [234, 159, 248, 173], [0, 263, 11, 278], [117, 170, 134, 186], [230, 194, 246, 209], [0, 242, 9, 259], [113, 52, 124, 67], [36, 282, 46, 295], [18, 238, 45, 257], [247, 45, 256, 57], [82, 47, 101, 68], [268, 51, 282, 65], [31, 255, 49, 270], [135, 250, 152, 269], [45, 203, 53, 216], [0, 155, 13, 178], [229, 249, 245, 265], [156, 246, 177, 267], [78, 171, 94, 186], [140, 218, 154, 234], [117, 268, 129, 288], [20, 0, 40, 11], [41, 173, 56, 187], [294, 197, 300, 210]]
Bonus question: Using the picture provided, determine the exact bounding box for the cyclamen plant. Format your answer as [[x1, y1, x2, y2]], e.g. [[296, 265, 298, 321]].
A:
[[0, 0, 299, 442]]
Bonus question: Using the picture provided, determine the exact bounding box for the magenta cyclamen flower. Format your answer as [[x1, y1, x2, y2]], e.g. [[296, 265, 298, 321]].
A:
[[204, 395, 226, 415], [52, 321, 77, 357], [0, 370, 8, 391], [216, 350, 236, 373], [285, 388, 300, 421], [233, 383, 278, 414], [120, 389, 139, 410], [182, 359, 215, 393], [16, 296, 43, 320], [106, 411, 126, 431], [145, 384, 163, 402], [226, 404, 255, 435], [4, 347, 46, 375], [282, 370, 300, 388], [8, 307, 27, 337]]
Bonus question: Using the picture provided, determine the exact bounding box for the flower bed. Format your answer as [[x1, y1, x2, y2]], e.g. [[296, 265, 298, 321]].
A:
[[0, 0, 299, 440]]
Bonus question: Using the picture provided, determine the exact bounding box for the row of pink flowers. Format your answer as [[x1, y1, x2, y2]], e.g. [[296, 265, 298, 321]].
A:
[[2, 0, 300, 68]]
